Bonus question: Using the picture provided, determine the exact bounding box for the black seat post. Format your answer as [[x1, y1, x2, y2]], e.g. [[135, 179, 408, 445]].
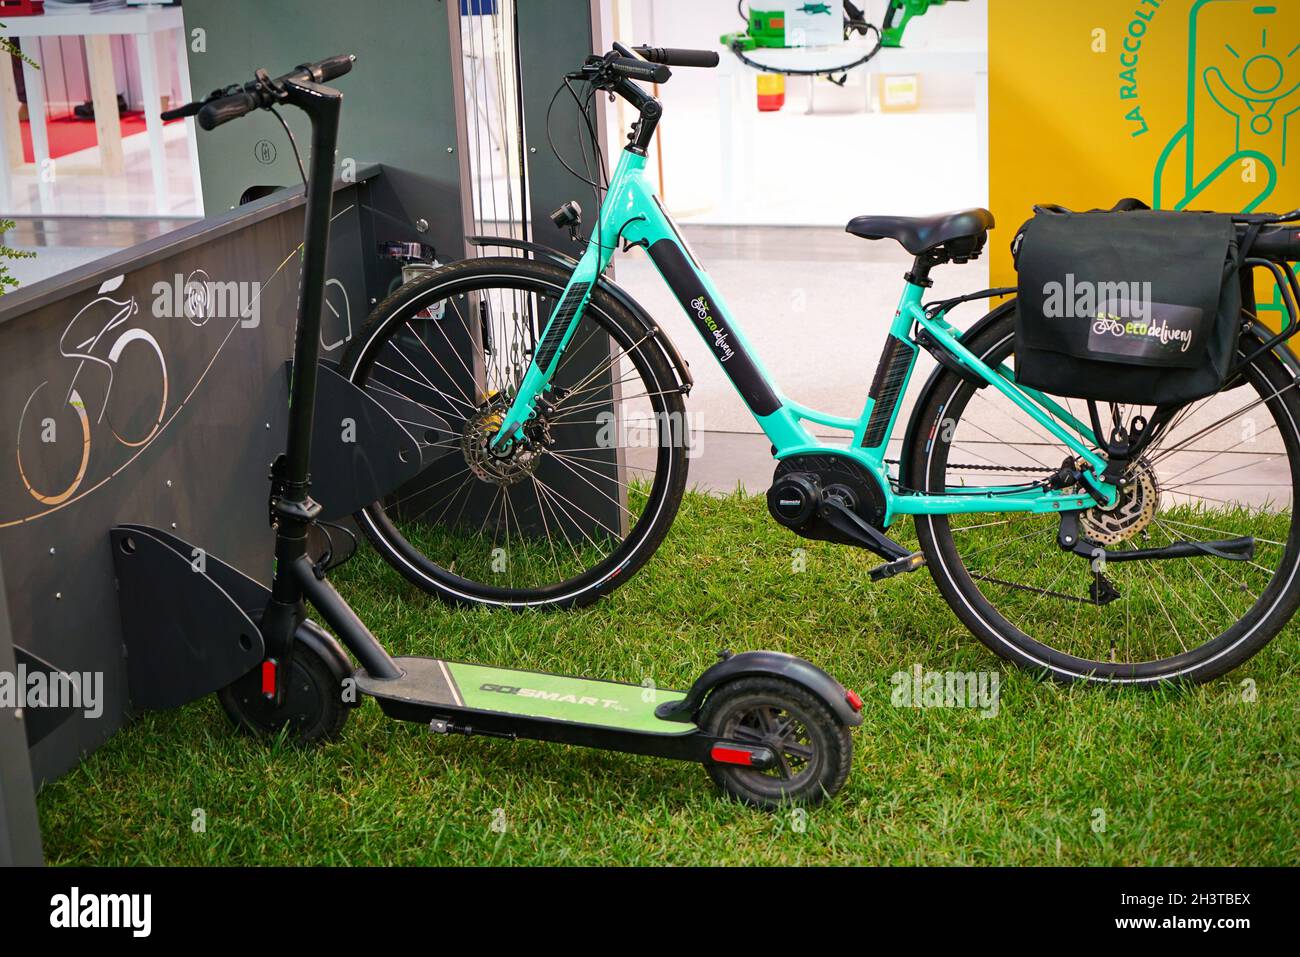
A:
[[906, 255, 937, 289]]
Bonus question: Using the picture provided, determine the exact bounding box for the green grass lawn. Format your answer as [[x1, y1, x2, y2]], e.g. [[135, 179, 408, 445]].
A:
[[36, 490, 1300, 865]]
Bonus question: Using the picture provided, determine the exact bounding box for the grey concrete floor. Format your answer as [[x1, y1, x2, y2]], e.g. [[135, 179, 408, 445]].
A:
[[619, 225, 1292, 509]]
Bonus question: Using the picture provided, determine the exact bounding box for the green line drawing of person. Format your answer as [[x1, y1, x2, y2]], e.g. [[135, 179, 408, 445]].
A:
[[1154, 0, 1297, 323]]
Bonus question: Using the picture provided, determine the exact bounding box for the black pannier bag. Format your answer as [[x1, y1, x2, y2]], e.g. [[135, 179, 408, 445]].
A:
[[1013, 202, 1244, 407]]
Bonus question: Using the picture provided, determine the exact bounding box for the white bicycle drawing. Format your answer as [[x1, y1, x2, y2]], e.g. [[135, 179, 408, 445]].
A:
[[1091, 315, 1128, 337], [17, 275, 168, 506]]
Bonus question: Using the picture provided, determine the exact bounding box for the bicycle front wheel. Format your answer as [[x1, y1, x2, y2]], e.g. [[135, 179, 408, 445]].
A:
[[340, 257, 689, 609], [908, 307, 1300, 684]]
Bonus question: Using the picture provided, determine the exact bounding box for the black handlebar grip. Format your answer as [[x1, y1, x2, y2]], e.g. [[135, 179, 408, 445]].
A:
[[310, 53, 356, 83], [1255, 226, 1300, 263], [197, 90, 259, 131], [634, 46, 720, 68], [609, 56, 671, 84]]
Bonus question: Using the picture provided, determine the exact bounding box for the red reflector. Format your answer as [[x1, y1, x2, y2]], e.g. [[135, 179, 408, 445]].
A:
[[845, 689, 863, 711], [261, 660, 277, 695], [711, 745, 756, 766]]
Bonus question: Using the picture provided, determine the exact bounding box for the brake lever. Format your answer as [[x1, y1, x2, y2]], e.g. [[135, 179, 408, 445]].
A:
[[254, 67, 288, 102]]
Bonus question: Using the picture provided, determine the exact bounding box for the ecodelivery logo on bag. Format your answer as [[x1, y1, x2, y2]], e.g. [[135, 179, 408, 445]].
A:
[[1042, 273, 1203, 360]]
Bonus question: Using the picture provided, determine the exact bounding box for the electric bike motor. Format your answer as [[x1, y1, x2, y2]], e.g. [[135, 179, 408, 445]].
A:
[[766, 454, 888, 545]]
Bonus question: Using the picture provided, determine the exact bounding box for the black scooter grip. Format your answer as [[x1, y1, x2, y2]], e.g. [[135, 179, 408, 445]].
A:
[[634, 46, 720, 68], [198, 91, 259, 131], [160, 101, 203, 121]]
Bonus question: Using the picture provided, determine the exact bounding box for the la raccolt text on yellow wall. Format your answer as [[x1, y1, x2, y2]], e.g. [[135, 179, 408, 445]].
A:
[[990, 0, 1298, 324]]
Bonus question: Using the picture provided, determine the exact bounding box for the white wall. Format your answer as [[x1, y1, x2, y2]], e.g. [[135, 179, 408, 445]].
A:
[[603, 0, 987, 225]]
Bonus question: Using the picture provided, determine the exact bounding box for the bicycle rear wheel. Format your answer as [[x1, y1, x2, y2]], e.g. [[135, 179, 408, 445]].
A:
[[908, 307, 1300, 684], [340, 257, 689, 609]]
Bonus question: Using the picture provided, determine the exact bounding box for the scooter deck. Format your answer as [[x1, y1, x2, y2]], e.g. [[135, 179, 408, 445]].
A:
[[354, 657, 711, 761]]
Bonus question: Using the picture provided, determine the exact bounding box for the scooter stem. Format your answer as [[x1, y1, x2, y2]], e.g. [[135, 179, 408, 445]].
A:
[[261, 77, 401, 687], [278, 78, 341, 540]]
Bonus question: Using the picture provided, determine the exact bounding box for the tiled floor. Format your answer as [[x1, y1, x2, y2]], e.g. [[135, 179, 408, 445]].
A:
[[2, 121, 200, 218]]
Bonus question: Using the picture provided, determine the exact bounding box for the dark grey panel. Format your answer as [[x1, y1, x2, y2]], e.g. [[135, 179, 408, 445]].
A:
[[0, 557, 43, 866], [181, 0, 470, 266], [517, 0, 608, 260], [0, 180, 369, 783]]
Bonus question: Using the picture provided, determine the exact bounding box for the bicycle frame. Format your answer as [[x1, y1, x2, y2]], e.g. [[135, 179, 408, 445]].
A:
[[496, 146, 1119, 525]]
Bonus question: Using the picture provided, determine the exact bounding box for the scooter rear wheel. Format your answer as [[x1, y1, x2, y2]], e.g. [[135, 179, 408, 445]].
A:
[[217, 641, 349, 746], [700, 677, 852, 809]]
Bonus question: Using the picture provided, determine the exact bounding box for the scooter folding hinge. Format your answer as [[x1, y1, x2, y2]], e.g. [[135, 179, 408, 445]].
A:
[[270, 494, 323, 525]]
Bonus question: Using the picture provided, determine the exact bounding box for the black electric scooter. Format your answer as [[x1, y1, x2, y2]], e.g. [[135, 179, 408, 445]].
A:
[[148, 55, 861, 808]]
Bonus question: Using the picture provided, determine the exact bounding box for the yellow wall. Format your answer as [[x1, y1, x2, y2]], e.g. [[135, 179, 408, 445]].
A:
[[990, 0, 1298, 321]]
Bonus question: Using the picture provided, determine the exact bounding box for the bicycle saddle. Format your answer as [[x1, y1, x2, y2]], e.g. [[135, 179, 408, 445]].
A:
[[846, 208, 995, 261]]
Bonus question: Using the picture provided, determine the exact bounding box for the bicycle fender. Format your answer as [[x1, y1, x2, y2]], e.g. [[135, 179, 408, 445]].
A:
[[655, 650, 863, 727]]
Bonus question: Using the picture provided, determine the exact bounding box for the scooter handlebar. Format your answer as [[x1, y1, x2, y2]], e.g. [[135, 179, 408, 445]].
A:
[[174, 54, 357, 131], [300, 53, 356, 84], [198, 90, 260, 131]]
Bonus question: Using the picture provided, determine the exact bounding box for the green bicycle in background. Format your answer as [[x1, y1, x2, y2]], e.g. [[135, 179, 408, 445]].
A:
[[342, 43, 1300, 686]]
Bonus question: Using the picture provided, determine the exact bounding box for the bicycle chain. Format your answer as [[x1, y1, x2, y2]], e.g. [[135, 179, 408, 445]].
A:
[[885, 459, 1054, 475], [887, 458, 1102, 604]]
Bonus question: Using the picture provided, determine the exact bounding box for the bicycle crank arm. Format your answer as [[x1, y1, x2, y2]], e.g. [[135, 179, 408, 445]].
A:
[[815, 495, 927, 582]]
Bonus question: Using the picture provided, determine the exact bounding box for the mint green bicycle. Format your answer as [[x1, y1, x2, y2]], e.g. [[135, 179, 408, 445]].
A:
[[342, 44, 1300, 685]]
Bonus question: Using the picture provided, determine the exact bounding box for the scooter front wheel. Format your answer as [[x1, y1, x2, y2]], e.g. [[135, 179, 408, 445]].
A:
[[217, 640, 350, 746], [700, 677, 853, 809]]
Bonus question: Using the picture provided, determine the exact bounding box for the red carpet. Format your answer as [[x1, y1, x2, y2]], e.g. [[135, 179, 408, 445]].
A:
[[19, 111, 176, 163]]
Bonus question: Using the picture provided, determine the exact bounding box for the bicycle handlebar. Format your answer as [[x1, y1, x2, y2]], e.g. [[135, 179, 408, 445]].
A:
[[570, 42, 719, 92], [633, 46, 719, 68], [607, 56, 671, 84], [162, 54, 356, 130], [1253, 226, 1300, 264]]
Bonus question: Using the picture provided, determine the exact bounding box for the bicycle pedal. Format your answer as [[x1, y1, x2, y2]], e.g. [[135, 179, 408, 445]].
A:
[[868, 551, 926, 582]]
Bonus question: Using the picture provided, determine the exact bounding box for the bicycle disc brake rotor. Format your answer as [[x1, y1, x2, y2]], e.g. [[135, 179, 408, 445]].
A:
[[1081, 456, 1160, 546], [462, 393, 546, 486]]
